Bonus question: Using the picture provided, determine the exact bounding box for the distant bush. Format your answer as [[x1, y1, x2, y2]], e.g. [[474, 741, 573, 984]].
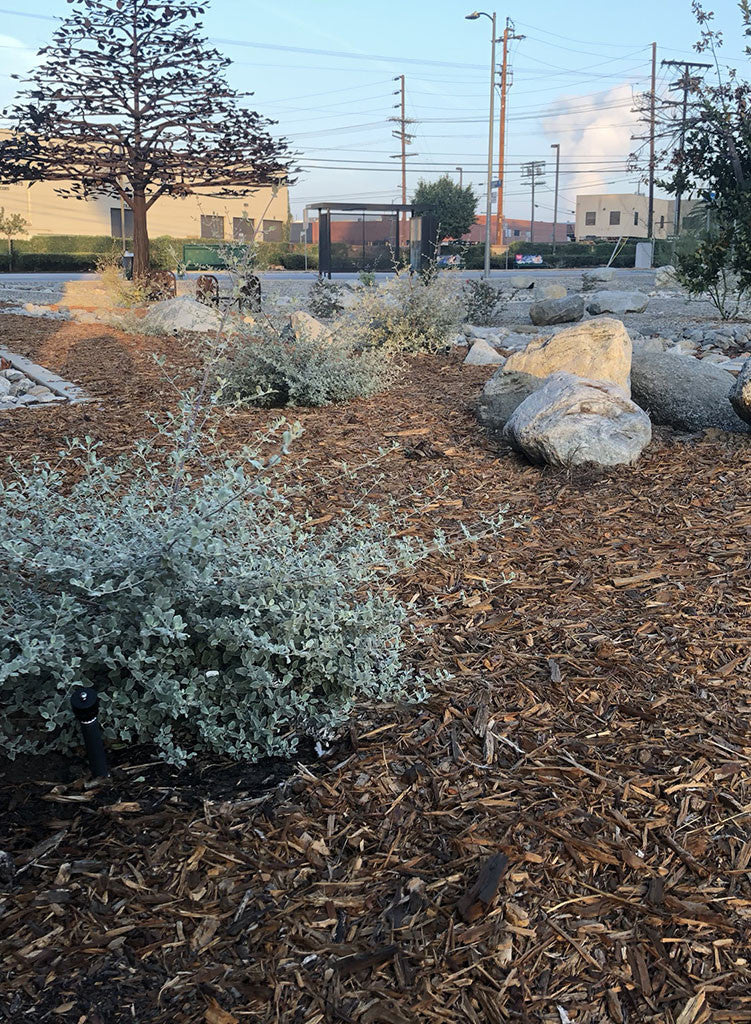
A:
[[341, 270, 462, 353], [14, 252, 100, 272], [462, 279, 507, 325], [218, 321, 395, 407], [0, 392, 429, 765], [308, 277, 345, 318]]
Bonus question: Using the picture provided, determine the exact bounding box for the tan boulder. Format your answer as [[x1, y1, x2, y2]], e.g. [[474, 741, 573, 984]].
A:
[[290, 310, 333, 343], [504, 316, 632, 394]]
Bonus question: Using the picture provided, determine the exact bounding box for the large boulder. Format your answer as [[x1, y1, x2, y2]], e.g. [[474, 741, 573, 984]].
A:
[[655, 265, 681, 290], [529, 294, 585, 326], [582, 268, 615, 290], [504, 317, 632, 393], [631, 349, 749, 433], [728, 356, 751, 426], [464, 339, 505, 366], [586, 291, 649, 315], [511, 275, 536, 290], [476, 370, 544, 430], [290, 310, 333, 343], [141, 296, 221, 334], [504, 372, 651, 469]]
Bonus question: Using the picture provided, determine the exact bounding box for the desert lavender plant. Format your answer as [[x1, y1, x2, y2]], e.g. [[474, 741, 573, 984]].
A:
[[218, 317, 395, 408], [340, 268, 463, 354], [0, 343, 432, 764], [462, 279, 507, 326]]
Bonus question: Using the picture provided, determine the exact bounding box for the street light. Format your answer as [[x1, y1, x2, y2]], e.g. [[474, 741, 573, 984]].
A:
[[465, 10, 497, 279], [456, 166, 463, 189], [550, 142, 560, 253]]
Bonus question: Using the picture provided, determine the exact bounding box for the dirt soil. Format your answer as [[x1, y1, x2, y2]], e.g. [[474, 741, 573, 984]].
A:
[[1, 314, 750, 1024]]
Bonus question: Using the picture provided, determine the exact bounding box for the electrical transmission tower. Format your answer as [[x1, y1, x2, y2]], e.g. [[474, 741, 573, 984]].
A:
[[521, 160, 545, 243], [389, 75, 416, 223]]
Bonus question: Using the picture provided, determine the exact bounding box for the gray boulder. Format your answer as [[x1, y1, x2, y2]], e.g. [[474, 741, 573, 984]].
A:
[[586, 291, 649, 315], [631, 349, 749, 433], [729, 356, 751, 426], [141, 296, 221, 334], [476, 370, 544, 431], [504, 372, 652, 468], [511, 275, 536, 290], [582, 268, 615, 290], [464, 339, 505, 366], [529, 294, 585, 327]]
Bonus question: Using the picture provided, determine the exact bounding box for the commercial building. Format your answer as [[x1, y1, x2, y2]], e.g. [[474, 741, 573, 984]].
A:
[[460, 215, 574, 245], [575, 194, 675, 241], [0, 150, 289, 242]]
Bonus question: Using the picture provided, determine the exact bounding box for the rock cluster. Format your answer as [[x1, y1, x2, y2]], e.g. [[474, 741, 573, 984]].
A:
[[0, 367, 66, 410]]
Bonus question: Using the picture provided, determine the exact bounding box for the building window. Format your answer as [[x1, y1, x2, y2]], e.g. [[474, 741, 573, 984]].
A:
[[609, 211, 621, 226], [233, 216, 255, 241], [585, 211, 596, 226], [201, 215, 225, 239], [110, 207, 133, 238], [633, 211, 639, 226], [262, 219, 283, 242], [660, 215, 665, 229], [513, 229, 520, 237]]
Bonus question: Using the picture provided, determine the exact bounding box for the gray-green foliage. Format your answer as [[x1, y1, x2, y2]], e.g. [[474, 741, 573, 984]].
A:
[[0, 395, 427, 764], [308, 277, 344, 318], [218, 321, 395, 407]]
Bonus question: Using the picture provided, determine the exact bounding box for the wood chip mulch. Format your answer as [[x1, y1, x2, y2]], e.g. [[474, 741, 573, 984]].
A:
[[1, 314, 750, 1024]]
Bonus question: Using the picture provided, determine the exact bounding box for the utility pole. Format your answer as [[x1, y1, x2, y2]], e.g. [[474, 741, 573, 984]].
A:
[[390, 75, 416, 228], [521, 161, 545, 243], [456, 166, 463, 188], [495, 18, 523, 246], [550, 142, 560, 252], [647, 41, 657, 240], [661, 58, 711, 235]]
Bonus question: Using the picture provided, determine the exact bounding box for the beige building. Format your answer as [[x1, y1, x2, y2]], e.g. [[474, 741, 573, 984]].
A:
[[575, 193, 675, 241], [0, 174, 289, 242]]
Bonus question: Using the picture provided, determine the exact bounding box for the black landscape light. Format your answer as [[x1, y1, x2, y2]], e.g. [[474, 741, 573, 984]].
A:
[[71, 687, 109, 778]]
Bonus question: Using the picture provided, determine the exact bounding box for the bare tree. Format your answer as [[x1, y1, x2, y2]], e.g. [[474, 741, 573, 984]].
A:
[[0, 0, 293, 277]]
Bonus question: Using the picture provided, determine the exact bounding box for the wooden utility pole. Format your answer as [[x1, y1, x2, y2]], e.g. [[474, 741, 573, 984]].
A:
[[661, 58, 711, 235], [390, 75, 415, 228], [496, 18, 523, 246], [521, 160, 545, 243], [550, 142, 560, 252], [647, 41, 657, 239]]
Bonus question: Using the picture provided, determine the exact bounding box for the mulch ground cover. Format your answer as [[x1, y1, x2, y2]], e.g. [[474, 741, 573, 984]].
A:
[[1, 314, 750, 1024]]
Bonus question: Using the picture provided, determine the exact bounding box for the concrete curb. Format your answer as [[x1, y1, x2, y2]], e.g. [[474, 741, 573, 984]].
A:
[[0, 347, 90, 404]]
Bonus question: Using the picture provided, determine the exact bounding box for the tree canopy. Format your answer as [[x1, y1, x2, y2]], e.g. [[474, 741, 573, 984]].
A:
[[0, 0, 294, 276], [412, 176, 478, 240]]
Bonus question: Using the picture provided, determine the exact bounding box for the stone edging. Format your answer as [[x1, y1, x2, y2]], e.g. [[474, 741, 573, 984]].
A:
[[0, 347, 89, 404]]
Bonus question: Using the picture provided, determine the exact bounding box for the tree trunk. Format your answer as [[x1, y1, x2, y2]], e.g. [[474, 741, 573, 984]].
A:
[[131, 191, 150, 279]]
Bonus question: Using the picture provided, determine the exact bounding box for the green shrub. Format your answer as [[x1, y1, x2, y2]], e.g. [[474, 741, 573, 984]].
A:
[[0, 401, 427, 764], [308, 277, 344, 318], [341, 270, 462, 353], [462, 279, 507, 325], [218, 321, 395, 407], [280, 251, 317, 270], [14, 252, 100, 272]]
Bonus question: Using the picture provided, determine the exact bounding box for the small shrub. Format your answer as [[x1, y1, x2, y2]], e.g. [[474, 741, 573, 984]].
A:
[[308, 277, 344, 318], [0, 394, 428, 765], [95, 251, 149, 306], [462, 279, 507, 326], [218, 321, 395, 407], [341, 270, 462, 353]]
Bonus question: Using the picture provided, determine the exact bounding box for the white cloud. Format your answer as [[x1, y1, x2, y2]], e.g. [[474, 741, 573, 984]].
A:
[[540, 84, 642, 202]]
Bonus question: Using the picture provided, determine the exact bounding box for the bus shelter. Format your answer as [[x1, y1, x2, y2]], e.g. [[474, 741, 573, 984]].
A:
[[305, 202, 438, 277]]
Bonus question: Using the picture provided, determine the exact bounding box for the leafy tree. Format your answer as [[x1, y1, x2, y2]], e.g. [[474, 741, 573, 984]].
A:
[[0, 0, 292, 278], [664, 2, 751, 317], [0, 208, 28, 270], [412, 175, 478, 240]]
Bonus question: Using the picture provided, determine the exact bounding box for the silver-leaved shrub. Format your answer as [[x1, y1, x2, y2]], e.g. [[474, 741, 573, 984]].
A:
[[218, 320, 395, 407], [0, 399, 427, 764], [340, 269, 463, 353]]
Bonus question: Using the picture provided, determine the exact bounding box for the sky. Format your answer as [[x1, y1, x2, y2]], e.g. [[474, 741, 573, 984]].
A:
[[0, 0, 747, 224]]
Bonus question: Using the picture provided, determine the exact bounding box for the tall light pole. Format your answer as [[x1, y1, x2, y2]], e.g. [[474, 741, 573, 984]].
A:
[[550, 143, 560, 253], [466, 10, 497, 279], [456, 166, 464, 188]]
